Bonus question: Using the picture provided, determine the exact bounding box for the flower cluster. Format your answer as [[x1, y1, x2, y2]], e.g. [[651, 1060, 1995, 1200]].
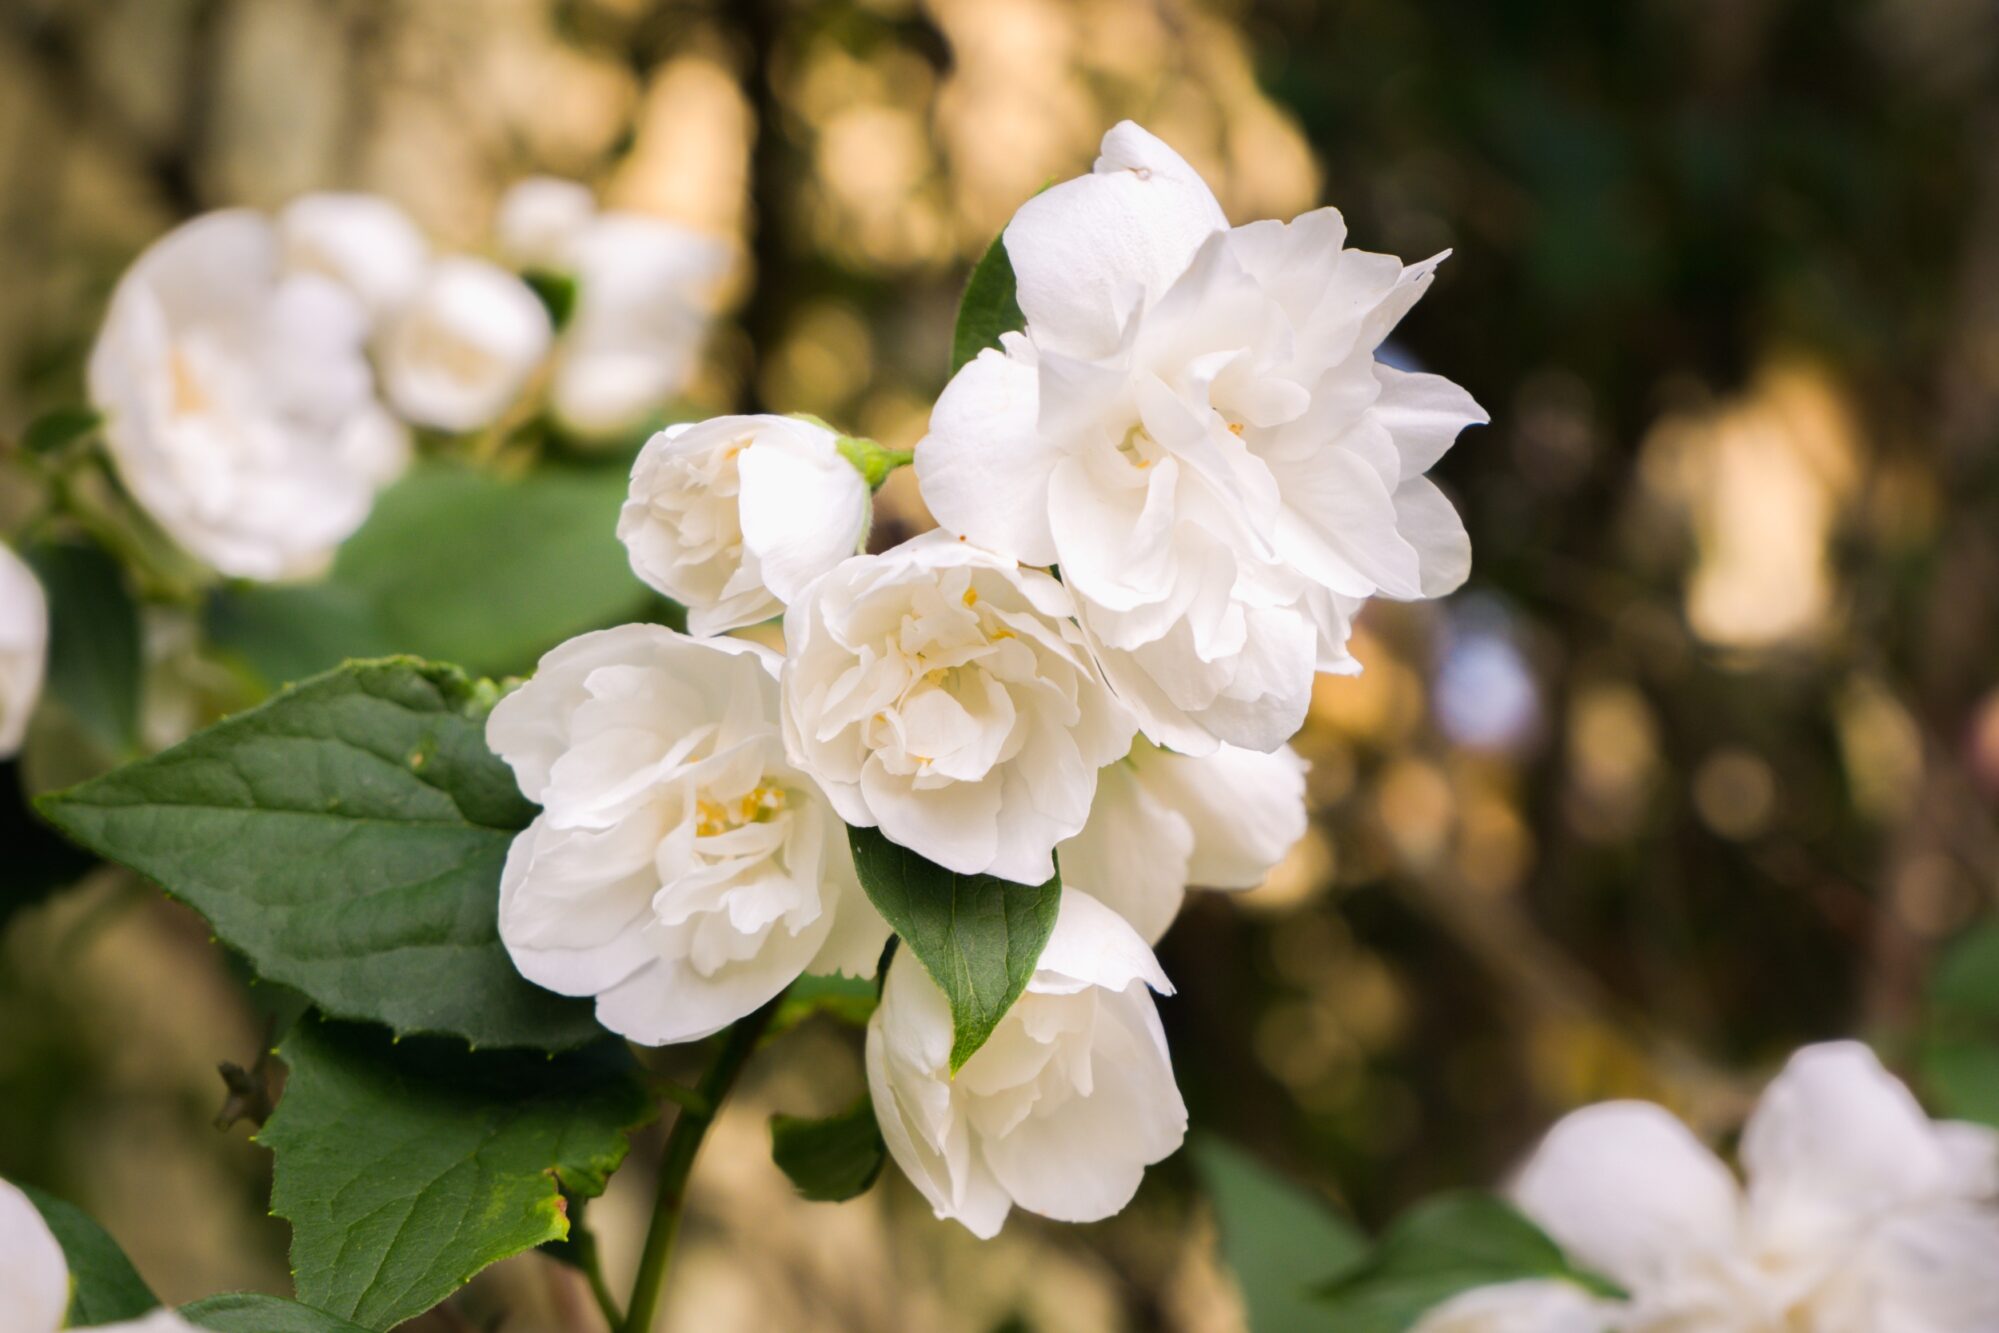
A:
[[1417, 1042, 1999, 1332], [491, 121, 1483, 1235], [82, 181, 725, 583], [1, 1178, 197, 1332]]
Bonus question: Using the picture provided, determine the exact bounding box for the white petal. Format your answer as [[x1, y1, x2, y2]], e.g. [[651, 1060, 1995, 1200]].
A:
[[914, 349, 1060, 565], [736, 422, 871, 603], [1032, 887, 1173, 997], [1510, 1100, 1742, 1292], [0, 545, 49, 760], [379, 257, 552, 432], [1055, 758, 1192, 944], [1272, 445, 1424, 601], [278, 192, 430, 320], [0, 1177, 71, 1333], [1411, 1280, 1618, 1333], [1742, 1042, 1958, 1248], [1393, 476, 1473, 599], [495, 176, 597, 269], [1004, 121, 1226, 359], [1138, 741, 1308, 889], [1371, 363, 1488, 478]]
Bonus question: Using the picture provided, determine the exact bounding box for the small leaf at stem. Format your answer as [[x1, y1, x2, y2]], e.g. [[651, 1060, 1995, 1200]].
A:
[[21, 404, 102, 456], [1194, 1136, 1367, 1333], [16, 1183, 157, 1326], [771, 1097, 887, 1202], [846, 826, 1060, 1071], [950, 230, 1025, 376], [25, 539, 143, 755], [263, 1017, 656, 1332]]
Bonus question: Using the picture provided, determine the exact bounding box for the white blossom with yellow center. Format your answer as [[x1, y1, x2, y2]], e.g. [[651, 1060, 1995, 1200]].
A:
[[488, 625, 888, 1046], [781, 530, 1135, 885]]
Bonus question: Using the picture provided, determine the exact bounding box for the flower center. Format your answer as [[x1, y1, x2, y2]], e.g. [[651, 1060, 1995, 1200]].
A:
[[694, 780, 789, 837]]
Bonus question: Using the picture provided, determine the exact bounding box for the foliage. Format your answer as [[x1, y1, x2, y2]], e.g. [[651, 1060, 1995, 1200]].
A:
[[18, 1182, 157, 1326], [847, 826, 1061, 1071], [37, 658, 603, 1050], [261, 1018, 654, 1331], [770, 1097, 888, 1203], [949, 231, 1024, 375]]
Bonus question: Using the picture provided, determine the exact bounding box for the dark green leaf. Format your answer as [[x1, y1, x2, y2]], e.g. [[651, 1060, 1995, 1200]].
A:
[[262, 1017, 655, 1332], [25, 540, 142, 754], [206, 462, 654, 686], [770, 1097, 887, 1202], [768, 971, 879, 1037], [1317, 1193, 1617, 1333], [951, 229, 1024, 375], [1921, 920, 1999, 1125], [1193, 1137, 1364, 1333], [846, 826, 1059, 1071], [17, 1182, 158, 1325], [22, 405, 102, 455], [522, 268, 579, 330], [37, 657, 603, 1050], [181, 1293, 374, 1333]]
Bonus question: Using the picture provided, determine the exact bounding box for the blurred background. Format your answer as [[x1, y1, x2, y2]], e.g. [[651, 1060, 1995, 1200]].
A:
[[3, 0, 1999, 1329]]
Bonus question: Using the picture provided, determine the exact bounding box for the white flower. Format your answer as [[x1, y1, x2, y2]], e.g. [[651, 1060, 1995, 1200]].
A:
[[618, 414, 870, 636], [1440, 1042, 1999, 1332], [0, 1178, 203, 1333], [0, 545, 48, 760], [916, 121, 1486, 754], [866, 888, 1188, 1238], [1057, 739, 1307, 942], [550, 213, 728, 436], [87, 211, 409, 581], [780, 531, 1135, 885], [277, 192, 429, 322], [495, 176, 597, 270], [488, 624, 889, 1046], [1414, 1280, 1619, 1333], [1, 1178, 69, 1333], [494, 177, 728, 436], [378, 256, 552, 432]]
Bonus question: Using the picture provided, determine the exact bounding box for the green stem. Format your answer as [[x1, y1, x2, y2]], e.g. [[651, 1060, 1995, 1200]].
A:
[[620, 997, 780, 1333], [568, 1215, 622, 1331]]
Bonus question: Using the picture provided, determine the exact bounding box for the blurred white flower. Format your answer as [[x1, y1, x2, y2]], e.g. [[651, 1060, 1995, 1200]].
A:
[[0, 1178, 69, 1333], [781, 531, 1134, 885], [1438, 1042, 1999, 1331], [0, 545, 47, 760], [277, 192, 429, 322], [917, 121, 1485, 754], [488, 625, 888, 1046], [1414, 1280, 1619, 1333], [618, 414, 871, 637], [495, 176, 597, 271], [866, 888, 1187, 1238], [378, 256, 552, 433], [494, 176, 728, 437], [87, 211, 409, 581], [1057, 739, 1307, 942]]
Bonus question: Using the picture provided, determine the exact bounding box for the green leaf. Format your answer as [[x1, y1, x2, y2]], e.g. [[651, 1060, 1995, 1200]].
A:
[[846, 826, 1059, 1071], [16, 1182, 158, 1326], [207, 461, 656, 688], [521, 268, 579, 330], [768, 971, 879, 1037], [181, 1293, 374, 1333], [951, 229, 1025, 375], [1921, 919, 1999, 1125], [1317, 1193, 1617, 1333], [1193, 1137, 1365, 1333], [770, 1097, 887, 1202], [25, 540, 142, 755], [262, 1017, 655, 1331], [36, 657, 603, 1050], [22, 405, 102, 455]]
